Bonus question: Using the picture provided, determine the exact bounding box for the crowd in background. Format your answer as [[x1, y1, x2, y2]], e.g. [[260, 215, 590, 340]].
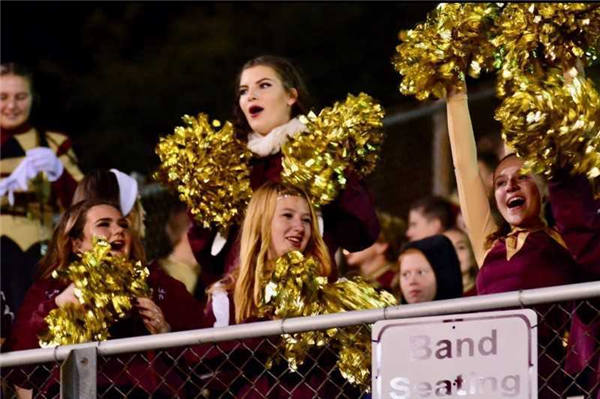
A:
[[1, 55, 598, 398]]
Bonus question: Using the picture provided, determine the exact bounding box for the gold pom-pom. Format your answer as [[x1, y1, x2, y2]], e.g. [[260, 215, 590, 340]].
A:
[[281, 93, 385, 206], [39, 237, 151, 347], [259, 251, 397, 391], [393, 3, 500, 100], [321, 277, 397, 390], [154, 114, 253, 232], [493, 3, 600, 97], [495, 70, 600, 180]]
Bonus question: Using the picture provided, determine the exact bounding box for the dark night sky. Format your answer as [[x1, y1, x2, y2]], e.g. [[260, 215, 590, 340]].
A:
[[12, 2, 583, 220], [2, 2, 440, 173]]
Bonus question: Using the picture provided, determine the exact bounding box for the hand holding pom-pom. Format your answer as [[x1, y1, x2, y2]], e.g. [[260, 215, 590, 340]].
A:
[[258, 250, 397, 391], [39, 237, 150, 347]]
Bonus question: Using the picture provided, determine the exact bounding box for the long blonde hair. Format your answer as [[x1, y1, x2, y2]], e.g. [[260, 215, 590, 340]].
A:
[[221, 182, 331, 323]]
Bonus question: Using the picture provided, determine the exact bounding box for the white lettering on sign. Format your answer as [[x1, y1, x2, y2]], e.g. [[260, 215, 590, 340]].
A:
[[389, 372, 521, 398], [372, 310, 537, 399]]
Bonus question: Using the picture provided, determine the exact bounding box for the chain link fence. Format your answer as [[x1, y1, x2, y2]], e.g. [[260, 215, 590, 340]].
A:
[[1, 282, 599, 398]]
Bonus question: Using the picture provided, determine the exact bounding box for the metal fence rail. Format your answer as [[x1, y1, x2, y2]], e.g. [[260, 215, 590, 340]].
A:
[[1, 281, 599, 398]]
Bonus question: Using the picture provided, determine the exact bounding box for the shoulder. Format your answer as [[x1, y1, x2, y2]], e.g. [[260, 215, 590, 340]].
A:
[[45, 130, 74, 154], [45, 130, 70, 139]]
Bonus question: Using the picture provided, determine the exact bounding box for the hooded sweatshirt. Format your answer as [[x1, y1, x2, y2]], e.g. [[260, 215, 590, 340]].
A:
[[400, 235, 463, 303]]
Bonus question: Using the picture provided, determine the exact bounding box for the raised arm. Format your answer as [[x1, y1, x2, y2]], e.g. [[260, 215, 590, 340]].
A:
[[446, 90, 497, 266]]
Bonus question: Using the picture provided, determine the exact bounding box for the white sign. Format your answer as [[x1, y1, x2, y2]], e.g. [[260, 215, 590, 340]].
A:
[[372, 309, 537, 398]]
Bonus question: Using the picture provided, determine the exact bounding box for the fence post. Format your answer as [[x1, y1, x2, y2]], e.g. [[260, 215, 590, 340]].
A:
[[60, 346, 97, 399]]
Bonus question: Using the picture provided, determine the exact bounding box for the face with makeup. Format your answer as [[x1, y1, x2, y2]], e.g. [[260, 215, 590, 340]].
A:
[[269, 195, 312, 259], [238, 65, 298, 136], [493, 156, 542, 229], [0, 74, 33, 130], [72, 204, 132, 258]]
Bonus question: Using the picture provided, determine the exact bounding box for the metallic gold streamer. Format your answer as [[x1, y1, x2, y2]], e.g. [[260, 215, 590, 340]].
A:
[[38, 237, 151, 347], [493, 3, 600, 97], [259, 251, 397, 392], [393, 3, 500, 100], [154, 114, 253, 232], [495, 70, 600, 181], [282, 93, 385, 206]]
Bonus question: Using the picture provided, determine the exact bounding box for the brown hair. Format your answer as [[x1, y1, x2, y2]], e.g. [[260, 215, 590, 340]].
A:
[[409, 196, 455, 231], [0, 63, 34, 89], [36, 199, 146, 281], [232, 55, 313, 135], [0, 62, 38, 119], [72, 169, 120, 207]]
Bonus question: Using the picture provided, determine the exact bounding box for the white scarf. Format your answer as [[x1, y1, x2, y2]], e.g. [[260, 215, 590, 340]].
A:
[[247, 118, 306, 158]]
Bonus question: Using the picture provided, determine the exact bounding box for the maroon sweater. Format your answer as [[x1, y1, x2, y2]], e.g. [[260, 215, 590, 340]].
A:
[[477, 171, 598, 294], [6, 263, 204, 396], [549, 171, 600, 398], [476, 172, 600, 398], [183, 291, 361, 398]]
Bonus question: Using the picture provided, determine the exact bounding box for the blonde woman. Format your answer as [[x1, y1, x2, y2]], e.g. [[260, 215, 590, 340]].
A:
[[206, 181, 331, 327], [189, 182, 358, 398]]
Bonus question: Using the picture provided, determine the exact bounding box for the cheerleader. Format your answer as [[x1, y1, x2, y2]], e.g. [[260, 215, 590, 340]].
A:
[[188, 55, 380, 281], [446, 80, 600, 397]]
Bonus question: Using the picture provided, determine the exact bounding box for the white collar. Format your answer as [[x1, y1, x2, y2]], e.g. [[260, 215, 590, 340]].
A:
[[247, 118, 306, 158]]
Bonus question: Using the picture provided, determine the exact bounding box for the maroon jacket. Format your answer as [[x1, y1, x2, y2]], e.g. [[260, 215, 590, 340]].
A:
[[182, 291, 362, 398], [6, 263, 205, 396], [549, 171, 600, 398], [548, 170, 600, 278], [188, 152, 380, 286]]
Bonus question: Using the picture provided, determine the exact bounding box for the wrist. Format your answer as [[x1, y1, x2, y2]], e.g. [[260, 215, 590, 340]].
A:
[[160, 323, 171, 334], [447, 91, 468, 103]]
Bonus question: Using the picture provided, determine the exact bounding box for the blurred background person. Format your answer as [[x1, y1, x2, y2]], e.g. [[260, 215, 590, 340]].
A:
[[398, 235, 463, 304], [343, 210, 406, 297], [443, 228, 478, 296], [0, 62, 83, 327], [405, 195, 455, 242], [156, 201, 210, 300]]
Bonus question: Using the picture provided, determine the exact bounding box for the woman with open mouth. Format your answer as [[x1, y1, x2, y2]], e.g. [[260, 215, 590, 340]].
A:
[[188, 55, 380, 284], [5, 199, 205, 397], [445, 74, 600, 397]]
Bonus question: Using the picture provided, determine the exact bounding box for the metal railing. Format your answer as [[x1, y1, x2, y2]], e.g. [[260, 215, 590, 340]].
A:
[[1, 281, 599, 398]]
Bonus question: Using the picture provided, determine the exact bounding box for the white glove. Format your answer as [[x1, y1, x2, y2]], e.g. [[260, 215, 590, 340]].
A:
[[0, 157, 34, 205], [26, 147, 64, 182]]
